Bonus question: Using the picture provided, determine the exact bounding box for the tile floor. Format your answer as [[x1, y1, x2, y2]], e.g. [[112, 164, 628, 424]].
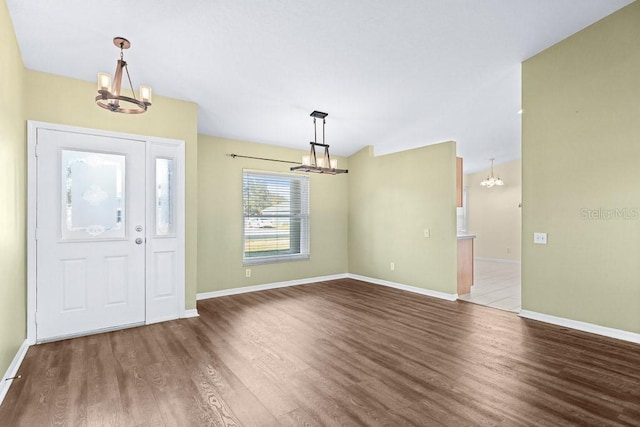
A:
[[458, 259, 521, 312]]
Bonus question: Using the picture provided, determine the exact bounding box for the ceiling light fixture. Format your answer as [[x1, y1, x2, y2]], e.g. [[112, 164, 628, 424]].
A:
[[290, 111, 348, 175], [96, 37, 152, 114], [480, 158, 504, 187]]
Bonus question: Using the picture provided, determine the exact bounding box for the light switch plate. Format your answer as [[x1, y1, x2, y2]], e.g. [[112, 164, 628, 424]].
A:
[[533, 232, 547, 245]]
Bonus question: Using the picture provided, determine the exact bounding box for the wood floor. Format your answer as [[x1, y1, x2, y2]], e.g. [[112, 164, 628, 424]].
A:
[[1, 279, 639, 426]]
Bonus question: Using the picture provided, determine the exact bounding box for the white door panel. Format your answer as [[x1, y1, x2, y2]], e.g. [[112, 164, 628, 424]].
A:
[[36, 129, 146, 341]]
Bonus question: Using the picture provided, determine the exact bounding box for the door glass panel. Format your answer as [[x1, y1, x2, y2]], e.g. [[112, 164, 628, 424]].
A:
[[155, 158, 174, 236], [61, 150, 125, 240]]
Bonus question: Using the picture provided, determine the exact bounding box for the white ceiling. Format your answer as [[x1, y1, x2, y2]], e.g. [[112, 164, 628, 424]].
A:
[[7, 0, 634, 172]]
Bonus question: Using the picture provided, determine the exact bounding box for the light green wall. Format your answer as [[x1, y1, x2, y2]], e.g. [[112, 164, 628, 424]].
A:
[[24, 70, 199, 309], [522, 2, 640, 332], [466, 158, 521, 261], [348, 143, 457, 294], [0, 0, 26, 380], [197, 135, 348, 292]]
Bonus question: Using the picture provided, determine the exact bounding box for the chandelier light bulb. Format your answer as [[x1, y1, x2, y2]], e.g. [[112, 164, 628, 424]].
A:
[[97, 72, 112, 93], [140, 85, 152, 104]]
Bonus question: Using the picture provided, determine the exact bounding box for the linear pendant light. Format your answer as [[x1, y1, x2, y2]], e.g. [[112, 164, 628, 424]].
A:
[[290, 111, 348, 175]]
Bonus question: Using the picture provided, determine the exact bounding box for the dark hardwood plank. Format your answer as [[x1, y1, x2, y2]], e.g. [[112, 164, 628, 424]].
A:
[[276, 407, 324, 427], [1, 278, 640, 426]]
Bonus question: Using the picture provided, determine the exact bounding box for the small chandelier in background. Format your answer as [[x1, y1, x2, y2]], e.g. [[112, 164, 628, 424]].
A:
[[96, 37, 152, 114], [290, 111, 348, 175], [480, 158, 504, 187]]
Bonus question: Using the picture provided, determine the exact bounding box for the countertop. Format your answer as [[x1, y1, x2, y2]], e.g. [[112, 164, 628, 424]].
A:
[[457, 233, 476, 240]]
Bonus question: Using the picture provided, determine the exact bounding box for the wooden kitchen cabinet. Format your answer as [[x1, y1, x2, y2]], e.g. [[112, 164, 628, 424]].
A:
[[457, 235, 474, 295]]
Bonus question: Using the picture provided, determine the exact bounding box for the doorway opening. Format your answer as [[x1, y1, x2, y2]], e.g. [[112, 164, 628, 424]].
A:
[[457, 159, 522, 313]]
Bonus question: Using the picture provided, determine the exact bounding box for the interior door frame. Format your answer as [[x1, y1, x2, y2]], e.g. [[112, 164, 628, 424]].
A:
[[26, 121, 186, 344]]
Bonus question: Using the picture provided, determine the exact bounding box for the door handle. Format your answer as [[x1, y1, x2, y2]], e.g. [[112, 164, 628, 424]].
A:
[[135, 238, 144, 245]]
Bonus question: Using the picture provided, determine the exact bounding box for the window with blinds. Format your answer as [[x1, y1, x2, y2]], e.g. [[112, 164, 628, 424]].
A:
[[242, 170, 310, 265]]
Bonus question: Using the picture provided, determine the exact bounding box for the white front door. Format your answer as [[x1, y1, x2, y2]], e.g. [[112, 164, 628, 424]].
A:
[[35, 128, 147, 341]]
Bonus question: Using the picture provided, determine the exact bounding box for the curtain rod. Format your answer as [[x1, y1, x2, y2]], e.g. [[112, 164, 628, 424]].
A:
[[226, 153, 301, 165]]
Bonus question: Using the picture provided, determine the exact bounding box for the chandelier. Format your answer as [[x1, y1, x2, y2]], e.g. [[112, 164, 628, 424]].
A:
[[290, 111, 348, 175], [480, 158, 504, 187], [96, 37, 152, 114]]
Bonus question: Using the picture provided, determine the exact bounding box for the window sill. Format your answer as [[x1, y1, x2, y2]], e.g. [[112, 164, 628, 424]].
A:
[[243, 254, 310, 266]]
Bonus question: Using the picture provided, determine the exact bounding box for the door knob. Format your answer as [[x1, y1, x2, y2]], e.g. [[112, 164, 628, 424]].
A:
[[135, 238, 143, 245]]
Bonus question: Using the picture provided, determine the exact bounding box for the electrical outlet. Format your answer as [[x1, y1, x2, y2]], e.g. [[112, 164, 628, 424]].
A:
[[533, 232, 547, 245], [390, 262, 395, 271], [245, 268, 251, 277], [424, 228, 430, 238]]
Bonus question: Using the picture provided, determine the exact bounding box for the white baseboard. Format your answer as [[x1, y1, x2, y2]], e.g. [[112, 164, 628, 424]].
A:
[[347, 274, 458, 301], [196, 273, 457, 302], [182, 309, 199, 318], [474, 257, 521, 264], [0, 340, 30, 406], [519, 310, 640, 345], [146, 315, 182, 325], [197, 274, 349, 300]]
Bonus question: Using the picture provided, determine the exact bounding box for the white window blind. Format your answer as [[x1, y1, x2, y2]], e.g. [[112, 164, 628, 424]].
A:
[[242, 170, 309, 265]]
